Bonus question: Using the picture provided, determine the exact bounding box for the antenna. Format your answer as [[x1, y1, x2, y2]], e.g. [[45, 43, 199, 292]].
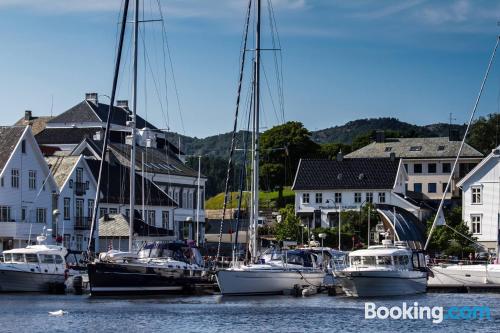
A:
[[448, 112, 456, 138], [50, 94, 54, 117]]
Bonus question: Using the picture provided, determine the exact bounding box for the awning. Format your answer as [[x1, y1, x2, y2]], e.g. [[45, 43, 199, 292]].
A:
[[376, 204, 426, 249]]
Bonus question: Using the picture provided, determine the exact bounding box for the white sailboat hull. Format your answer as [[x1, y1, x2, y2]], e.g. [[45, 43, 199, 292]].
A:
[[216, 269, 325, 295], [336, 270, 427, 297], [428, 264, 500, 287]]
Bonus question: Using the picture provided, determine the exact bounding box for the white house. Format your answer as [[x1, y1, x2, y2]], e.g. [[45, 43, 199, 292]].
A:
[[346, 135, 483, 201], [292, 154, 422, 229], [45, 155, 98, 251], [0, 126, 58, 250], [456, 148, 500, 254]]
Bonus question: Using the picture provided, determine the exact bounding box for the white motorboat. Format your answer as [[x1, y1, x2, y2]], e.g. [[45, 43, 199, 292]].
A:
[[0, 234, 75, 292], [216, 250, 325, 295], [428, 263, 500, 287], [336, 240, 427, 297]]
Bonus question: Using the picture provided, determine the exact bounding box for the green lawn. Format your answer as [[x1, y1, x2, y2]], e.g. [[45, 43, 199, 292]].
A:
[[205, 187, 295, 210]]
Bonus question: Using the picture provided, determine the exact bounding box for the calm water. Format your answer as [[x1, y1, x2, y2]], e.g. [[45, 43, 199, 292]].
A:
[[0, 293, 499, 332]]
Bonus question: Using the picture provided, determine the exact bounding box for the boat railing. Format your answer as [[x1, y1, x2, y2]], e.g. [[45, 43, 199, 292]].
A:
[[428, 258, 493, 267]]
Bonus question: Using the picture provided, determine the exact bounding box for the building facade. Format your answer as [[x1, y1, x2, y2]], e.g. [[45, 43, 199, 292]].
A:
[[456, 148, 500, 254], [0, 126, 58, 250], [346, 136, 483, 201], [292, 156, 422, 229]]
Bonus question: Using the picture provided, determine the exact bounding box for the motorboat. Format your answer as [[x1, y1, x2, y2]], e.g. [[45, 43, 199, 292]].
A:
[[216, 249, 325, 296], [428, 262, 500, 287], [0, 233, 75, 292], [88, 241, 208, 295], [335, 240, 427, 297]]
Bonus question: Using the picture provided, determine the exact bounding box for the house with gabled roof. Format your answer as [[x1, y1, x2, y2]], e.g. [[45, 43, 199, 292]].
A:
[[0, 126, 58, 250], [456, 147, 500, 254], [45, 155, 98, 251], [292, 154, 424, 231], [346, 134, 483, 202]]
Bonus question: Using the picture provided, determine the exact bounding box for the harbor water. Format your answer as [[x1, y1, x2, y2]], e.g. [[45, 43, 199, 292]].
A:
[[0, 293, 498, 332]]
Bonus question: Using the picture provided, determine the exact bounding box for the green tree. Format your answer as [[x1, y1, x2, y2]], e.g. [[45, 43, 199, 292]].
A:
[[318, 143, 352, 160], [274, 204, 301, 242], [468, 114, 500, 154], [426, 206, 476, 258], [260, 121, 320, 204]]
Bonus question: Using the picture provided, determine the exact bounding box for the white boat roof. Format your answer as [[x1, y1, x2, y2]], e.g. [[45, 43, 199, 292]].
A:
[[3, 245, 67, 255], [348, 245, 411, 257]]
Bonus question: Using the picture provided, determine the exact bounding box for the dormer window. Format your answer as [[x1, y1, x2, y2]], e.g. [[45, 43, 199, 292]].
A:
[[384, 147, 392, 152], [438, 145, 445, 151], [409, 146, 422, 151]]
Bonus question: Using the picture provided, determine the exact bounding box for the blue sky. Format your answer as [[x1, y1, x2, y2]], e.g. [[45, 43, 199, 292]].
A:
[[1, 0, 500, 137]]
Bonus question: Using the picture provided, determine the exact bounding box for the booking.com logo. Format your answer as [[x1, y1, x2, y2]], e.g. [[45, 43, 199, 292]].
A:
[[365, 302, 491, 324]]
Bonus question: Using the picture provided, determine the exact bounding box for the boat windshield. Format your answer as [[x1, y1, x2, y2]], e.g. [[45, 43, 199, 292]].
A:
[[11, 253, 25, 263], [376, 256, 393, 266], [40, 254, 54, 264], [25, 254, 39, 264], [350, 255, 409, 267]]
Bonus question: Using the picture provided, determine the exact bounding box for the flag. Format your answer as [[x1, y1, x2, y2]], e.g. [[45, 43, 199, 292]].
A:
[[435, 208, 446, 226]]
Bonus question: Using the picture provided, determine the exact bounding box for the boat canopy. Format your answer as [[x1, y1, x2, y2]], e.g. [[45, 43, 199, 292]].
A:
[[376, 204, 426, 249]]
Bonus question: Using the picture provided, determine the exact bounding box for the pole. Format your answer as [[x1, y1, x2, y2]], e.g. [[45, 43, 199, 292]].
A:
[[128, 0, 139, 252], [87, 0, 130, 254], [141, 152, 145, 220], [338, 206, 341, 251], [367, 205, 371, 247], [196, 155, 201, 245], [393, 207, 396, 242]]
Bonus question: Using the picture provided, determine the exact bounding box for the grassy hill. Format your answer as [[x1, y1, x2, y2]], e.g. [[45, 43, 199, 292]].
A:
[[205, 188, 295, 210]]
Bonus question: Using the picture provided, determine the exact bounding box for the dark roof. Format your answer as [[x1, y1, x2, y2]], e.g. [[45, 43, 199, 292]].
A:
[[86, 159, 177, 207], [99, 213, 173, 237], [292, 158, 401, 191], [35, 127, 102, 145], [109, 143, 201, 178], [48, 100, 157, 129], [0, 126, 26, 174]]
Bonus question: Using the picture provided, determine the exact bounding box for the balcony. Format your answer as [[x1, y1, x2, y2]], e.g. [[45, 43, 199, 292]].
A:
[[74, 182, 87, 196], [74, 216, 92, 230]]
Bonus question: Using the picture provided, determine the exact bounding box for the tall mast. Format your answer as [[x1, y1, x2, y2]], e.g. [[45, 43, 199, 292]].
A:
[[250, 0, 261, 261], [128, 0, 139, 251]]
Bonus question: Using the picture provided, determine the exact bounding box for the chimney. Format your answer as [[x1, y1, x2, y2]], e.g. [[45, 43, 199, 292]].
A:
[[449, 129, 460, 142], [85, 92, 98, 105], [390, 152, 396, 161], [375, 130, 385, 143], [336, 150, 343, 162], [24, 110, 32, 121], [117, 100, 129, 109]]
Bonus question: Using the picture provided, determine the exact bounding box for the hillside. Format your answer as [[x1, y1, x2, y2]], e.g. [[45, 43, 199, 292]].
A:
[[166, 118, 466, 157]]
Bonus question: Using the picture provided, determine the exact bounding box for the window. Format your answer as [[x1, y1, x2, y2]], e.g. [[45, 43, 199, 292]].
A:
[[40, 254, 54, 264], [404, 164, 408, 172], [109, 208, 118, 214], [36, 208, 46, 223], [75, 199, 83, 218], [378, 192, 386, 203], [63, 234, 70, 248], [354, 192, 362, 203], [147, 210, 156, 226], [471, 215, 481, 234], [315, 193, 322, 204], [414, 183, 422, 193], [428, 163, 437, 173], [162, 211, 170, 229], [438, 145, 445, 151], [0, 176, 3, 187], [442, 163, 451, 173], [54, 255, 64, 264], [428, 183, 437, 193], [302, 193, 310, 204], [11, 169, 19, 188], [442, 183, 451, 193], [76, 235, 83, 251], [334, 192, 342, 203], [21, 140, 26, 153], [200, 190, 205, 209], [384, 147, 392, 152], [471, 187, 482, 204], [63, 198, 70, 220], [366, 192, 373, 203], [409, 146, 422, 151], [76, 168, 83, 183], [99, 208, 108, 218], [188, 192, 194, 209], [413, 164, 422, 174], [87, 199, 94, 218], [182, 191, 187, 208], [28, 170, 37, 190], [0, 206, 11, 222], [25, 254, 38, 263], [21, 207, 26, 222]]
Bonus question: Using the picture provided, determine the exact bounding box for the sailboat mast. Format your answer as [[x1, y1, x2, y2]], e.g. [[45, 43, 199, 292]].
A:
[[250, 0, 261, 261], [129, 0, 139, 251]]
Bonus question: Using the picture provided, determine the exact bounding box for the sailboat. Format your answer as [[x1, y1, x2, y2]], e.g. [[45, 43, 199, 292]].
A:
[[215, 0, 325, 296], [426, 36, 500, 288], [87, 0, 207, 295]]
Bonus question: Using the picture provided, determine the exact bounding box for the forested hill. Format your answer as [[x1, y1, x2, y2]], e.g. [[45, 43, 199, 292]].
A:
[[167, 117, 466, 157]]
